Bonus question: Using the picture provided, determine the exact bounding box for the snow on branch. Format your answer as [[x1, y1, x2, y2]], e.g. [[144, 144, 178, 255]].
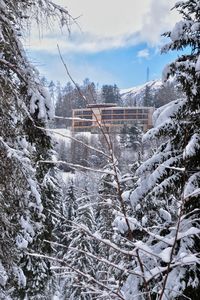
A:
[[38, 160, 114, 174], [43, 240, 144, 279], [26, 252, 125, 300], [36, 126, 110, 159]]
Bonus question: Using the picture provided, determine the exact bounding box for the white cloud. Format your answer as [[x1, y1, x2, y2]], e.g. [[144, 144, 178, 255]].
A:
[[27, 32, 141, 54], [30, 54, 117, 86], [55, 0, 151, 37], [137, 48, 150, 59], [27, 0, 179, 54], [140, 0, 180, 46]]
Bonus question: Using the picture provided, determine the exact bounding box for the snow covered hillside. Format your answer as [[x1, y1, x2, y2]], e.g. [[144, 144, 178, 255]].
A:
[[120, 80, 163, 106]]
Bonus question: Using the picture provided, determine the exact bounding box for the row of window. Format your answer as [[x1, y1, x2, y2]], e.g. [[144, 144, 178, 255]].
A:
[[74, 110, 92, 116], [102, 114, 148, 120], [102, 119, 149, 125], [101, 109, 150, 114], [78, 115, 93, 119], [74, 118, 149, 127], [74, 121, 92, 127], [74, 108, 151, 116], [74, 114, 149, 120]]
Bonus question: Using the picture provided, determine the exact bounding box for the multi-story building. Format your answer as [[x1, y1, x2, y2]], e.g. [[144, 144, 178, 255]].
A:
[[72, 103, 154, 133]]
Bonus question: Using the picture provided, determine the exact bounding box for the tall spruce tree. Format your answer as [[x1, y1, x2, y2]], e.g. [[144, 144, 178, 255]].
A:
[[62, 188, 96, 300], [0, 1, 73, 299], [122, 1, 200, 299], [143, 85, 154, 107], [95, 164, 131, 296]]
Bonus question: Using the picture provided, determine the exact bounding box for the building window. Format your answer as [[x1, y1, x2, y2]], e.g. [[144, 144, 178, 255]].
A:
[[74, 110, 82, 115], [83, 115, 92, 119], [84, 121, 92, 126], [103, 120, 112, 124], [113, 114, 124, 120], [126, 115, 135, 119], [102, 109, 112, 114], [125, 109, 137, 114], [137, 114, 148, 119], [82, 110, 92, 115], [102, 114, 112, 120], [113, 109, 124, 115]]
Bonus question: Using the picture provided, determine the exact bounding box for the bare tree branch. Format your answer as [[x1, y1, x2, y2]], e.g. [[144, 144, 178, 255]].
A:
[[36, 126, 110, 159]]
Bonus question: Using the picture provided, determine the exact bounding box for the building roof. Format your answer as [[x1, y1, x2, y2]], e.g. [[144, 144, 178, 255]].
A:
[[86, 103, 117, 109]]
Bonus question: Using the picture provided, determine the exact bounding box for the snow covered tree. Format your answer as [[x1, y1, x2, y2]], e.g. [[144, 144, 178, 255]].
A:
[[62, 189, 97, 300], [126, 126, 142, 151], [143, 85, 154, 107], [55, 82, 65, 128], [120, 125, 142, 150], [95, 163, 133, 296], [120, 125, 129, 148], [62, 182, 78, 234], [48, 81, 56, 103], [70, 133, 90, 167], [154, 80, 183, 108], [122, 1, 200, 299], [0, 1, 74, 298], [97, 164, 120, 238], [56, 140, 72, 172]]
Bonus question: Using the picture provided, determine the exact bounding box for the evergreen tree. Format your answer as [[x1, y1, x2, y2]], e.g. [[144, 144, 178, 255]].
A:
[[143, 85, 154, 107], [0, 1, 72, 298], [54, 79, 97, 128], [62, 189, 96, 300], [95, 164, 129, 295], [56, 140, 72, 172], [82, 78, 97, 104], [123, 1, 200, 299], [48, 80, 56, 101], [127, 126, 142, 151], [61, 82, 76, 127], [101, 84, 121, 104], [70, 133, 90, 167], [55, 82, 65, 128], [154, 80, 184, 108], [120, 125, 129, 147]]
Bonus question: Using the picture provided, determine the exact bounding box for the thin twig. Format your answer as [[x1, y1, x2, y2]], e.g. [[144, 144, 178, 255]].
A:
[[27, 252, 125, 300], [36, 125, 110, 159]]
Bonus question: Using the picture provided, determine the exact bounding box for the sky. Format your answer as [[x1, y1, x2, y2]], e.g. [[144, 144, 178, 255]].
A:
[[25, 0, 181, 89]]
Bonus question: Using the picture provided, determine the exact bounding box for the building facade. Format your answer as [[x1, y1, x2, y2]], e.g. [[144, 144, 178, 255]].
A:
[[72, 104, 154, 133]]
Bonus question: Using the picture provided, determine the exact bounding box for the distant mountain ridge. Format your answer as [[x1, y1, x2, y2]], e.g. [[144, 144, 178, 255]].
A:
[[120, 80, 163, 106], [119, 78, 182, 108]]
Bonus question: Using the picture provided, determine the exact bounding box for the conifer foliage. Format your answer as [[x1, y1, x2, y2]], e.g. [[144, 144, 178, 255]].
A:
[[0, 1, 72, 299], [62, 189, 96, 300], [123, 1, 200, 299], [1, 0, 200, 299]]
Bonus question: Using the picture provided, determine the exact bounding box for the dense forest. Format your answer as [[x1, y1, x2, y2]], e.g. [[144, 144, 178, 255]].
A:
[[0, 0, 200, 300]]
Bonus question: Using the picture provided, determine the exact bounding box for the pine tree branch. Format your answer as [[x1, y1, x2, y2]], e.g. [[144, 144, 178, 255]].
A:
[[26, 252, 125, 300], [44, 240, 144, 279], [158, 130, 188, 300]]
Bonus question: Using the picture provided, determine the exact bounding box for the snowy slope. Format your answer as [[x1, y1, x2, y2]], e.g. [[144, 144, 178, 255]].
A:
[[120, 80, 163, 106]]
